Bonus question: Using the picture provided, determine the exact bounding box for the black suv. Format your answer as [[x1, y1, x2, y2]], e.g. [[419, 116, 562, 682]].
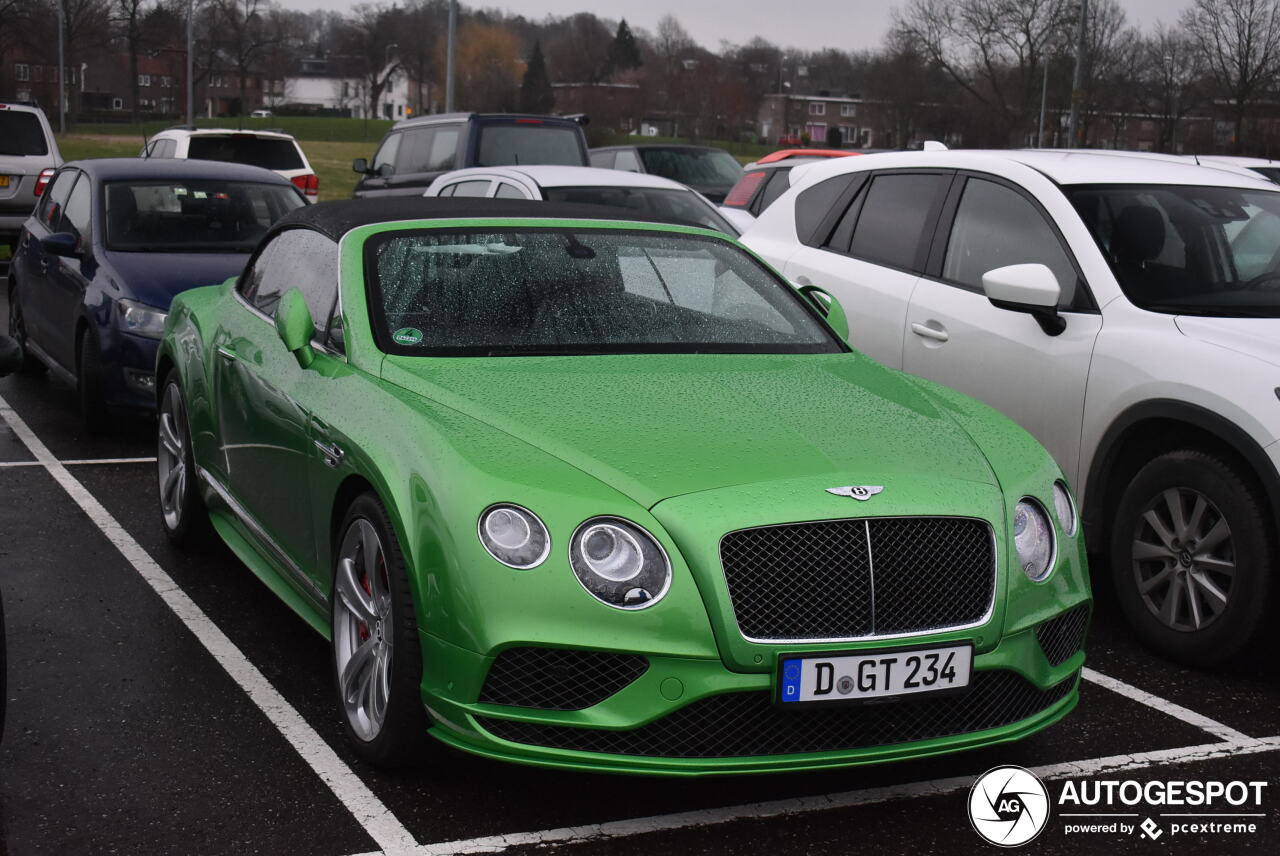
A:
[[352, 113, 589, 198]]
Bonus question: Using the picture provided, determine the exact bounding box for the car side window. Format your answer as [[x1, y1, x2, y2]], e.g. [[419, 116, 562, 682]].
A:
[[795, 173, 860, 246], [450, 180, 491, 197], [755, 169, 792, 214], [157, 139, 176, 158], [846, 173, 950, 272], [589, 151, 615, 168], [373, 133, 401, 175], [397, 128, 436, 174], [240, 229, 341, 346], [39, 169, 77, 230], [427, 127, 459, 171], [494, 182, 527, 199], [60, 173, 92, 242], [613, 149, 642, 172], [942, 177, 1082, 309]]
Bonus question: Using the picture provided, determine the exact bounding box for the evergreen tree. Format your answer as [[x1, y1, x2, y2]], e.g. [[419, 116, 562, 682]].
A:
[[606, 18, 643, 77], [520, 40, 554, 114]]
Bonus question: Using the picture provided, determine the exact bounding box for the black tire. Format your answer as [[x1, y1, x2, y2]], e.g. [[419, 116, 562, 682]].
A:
[[7, 283, 48, 375], [156, 369, 211, 547], [77, 326, 109, 434], [331, 493, 431, 767], [1110, 449, 1272, 667]]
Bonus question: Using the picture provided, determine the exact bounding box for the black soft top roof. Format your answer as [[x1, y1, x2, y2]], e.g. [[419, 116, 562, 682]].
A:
[[272, 197, 694, 241]]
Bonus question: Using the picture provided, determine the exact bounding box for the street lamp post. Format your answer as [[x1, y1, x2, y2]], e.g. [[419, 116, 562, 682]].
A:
[[1067, 0, 1088, 147], [445, 0, 456, 112], [57, 0, 65, 134], [186, 0, 195, 126]]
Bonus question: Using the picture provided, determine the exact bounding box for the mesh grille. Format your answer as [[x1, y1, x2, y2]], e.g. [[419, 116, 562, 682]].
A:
[[478, 669, 1076, 758], [1035, 604, 1091, 667], [720, 517, 994, 640], [479, 647, 649, 711]]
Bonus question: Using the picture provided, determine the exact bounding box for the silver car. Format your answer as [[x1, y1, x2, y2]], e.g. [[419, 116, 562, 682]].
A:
[[0, 103, 61, 253]]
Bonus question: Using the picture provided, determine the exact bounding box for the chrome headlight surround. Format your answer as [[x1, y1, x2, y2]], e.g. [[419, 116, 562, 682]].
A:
[[570, 516, 671, 609], [477, 503, 551, 569], [118, 298, 169, 339], [1051, 481, 1078, 537], [1014, 498, 1056, 582]]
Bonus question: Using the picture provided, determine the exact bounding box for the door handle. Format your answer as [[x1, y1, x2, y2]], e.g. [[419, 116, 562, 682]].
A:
[[314, 439, 344, 468], [910, 321, 950, 343], [216, 344, 237, 361]]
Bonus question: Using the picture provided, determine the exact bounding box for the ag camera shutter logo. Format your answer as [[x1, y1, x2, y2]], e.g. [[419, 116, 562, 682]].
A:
[[968, 765, 1051, 847]]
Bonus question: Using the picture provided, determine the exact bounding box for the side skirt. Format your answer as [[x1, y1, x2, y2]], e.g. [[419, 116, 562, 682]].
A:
[[198, 466, 331, 638]]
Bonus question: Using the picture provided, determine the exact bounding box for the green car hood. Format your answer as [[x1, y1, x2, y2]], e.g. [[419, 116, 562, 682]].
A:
[[381, 352, 996, 509]]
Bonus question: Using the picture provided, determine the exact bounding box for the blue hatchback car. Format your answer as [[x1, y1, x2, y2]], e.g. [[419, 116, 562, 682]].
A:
[[7, 158, 305, 429]]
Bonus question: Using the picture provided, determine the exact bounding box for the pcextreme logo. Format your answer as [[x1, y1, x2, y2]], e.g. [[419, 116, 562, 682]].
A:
[[968, 765, 1051, 847]]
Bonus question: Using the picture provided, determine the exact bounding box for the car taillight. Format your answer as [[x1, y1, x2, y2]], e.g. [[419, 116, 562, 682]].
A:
[[33, 168, 55, 197], [291, 173, 319, 197], [723, 171, 766, 208]]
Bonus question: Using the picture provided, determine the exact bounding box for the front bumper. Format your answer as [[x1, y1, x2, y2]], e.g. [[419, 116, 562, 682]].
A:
[[418, 602, 1087, 776]]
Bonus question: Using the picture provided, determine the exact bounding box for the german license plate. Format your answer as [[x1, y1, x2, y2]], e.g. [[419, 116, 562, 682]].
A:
[[778, 644, 973, 705], [0, 176, 9, 188]]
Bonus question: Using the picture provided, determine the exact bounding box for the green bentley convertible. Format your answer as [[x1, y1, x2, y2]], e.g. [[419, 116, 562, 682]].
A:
[[155, 197, 1090, 775]]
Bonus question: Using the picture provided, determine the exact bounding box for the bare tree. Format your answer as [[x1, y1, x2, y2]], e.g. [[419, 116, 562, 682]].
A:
[[341, 3, 403, 119], [214, 0, 283, 117], [1139, 23, 1201, 153], [1182, 0, 1280, 153], [894, 0, 1069, 145], [112, 0, 150, 121]]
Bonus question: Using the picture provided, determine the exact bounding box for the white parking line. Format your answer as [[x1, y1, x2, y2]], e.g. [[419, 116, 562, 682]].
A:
[[1082, 667, 1256, 744], [0, 456, 156, 467], [0, 394, 420, 856], [390, 737, 1280, 856]]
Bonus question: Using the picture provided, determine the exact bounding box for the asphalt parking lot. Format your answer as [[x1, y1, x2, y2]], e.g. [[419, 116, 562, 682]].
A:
[[1, 288, 1278, 855]]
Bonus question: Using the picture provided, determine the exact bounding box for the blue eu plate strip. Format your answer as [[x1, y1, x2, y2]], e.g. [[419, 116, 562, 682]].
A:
[[780, 659, 802, 703]]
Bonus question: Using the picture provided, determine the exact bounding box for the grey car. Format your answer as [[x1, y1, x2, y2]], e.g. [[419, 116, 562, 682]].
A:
[[1, 103, 62, 253]]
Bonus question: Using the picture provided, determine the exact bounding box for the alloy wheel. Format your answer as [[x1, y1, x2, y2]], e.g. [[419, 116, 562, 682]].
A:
[[334, 518, 394, 742], [157, 382, 189, 531], [1130, 487, 1235, 632]]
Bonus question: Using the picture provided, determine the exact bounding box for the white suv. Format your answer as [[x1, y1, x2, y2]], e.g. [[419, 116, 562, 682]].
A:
[[743, 149, 1280, 666], [141, 126, 318, 201]]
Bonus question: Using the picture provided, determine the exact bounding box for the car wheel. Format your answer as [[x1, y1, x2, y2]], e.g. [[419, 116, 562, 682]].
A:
[[77, 326, 109, 434], [7, 285, 48, 375], [332, 494, 430, 766], [157, 370, 210, 546], [1110, 449, 1272, 667]]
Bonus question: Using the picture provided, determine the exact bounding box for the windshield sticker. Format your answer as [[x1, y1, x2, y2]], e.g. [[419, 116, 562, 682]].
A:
[[392, 327, 424, 346]]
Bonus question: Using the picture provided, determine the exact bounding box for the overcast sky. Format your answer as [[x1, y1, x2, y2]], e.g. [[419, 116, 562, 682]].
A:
[[293, 0, 1197, 52]]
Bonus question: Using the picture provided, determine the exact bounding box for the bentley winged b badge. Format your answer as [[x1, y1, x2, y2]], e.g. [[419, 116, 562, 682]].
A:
[[826, 486, 885, 501]]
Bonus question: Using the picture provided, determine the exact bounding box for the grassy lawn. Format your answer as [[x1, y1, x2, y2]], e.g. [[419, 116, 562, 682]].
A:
[[69, 116, 395, 143], [57, 134, 373, 201]]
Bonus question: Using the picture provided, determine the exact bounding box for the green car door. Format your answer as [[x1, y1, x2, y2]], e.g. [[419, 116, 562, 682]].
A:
[[210, 227, 343, 595]]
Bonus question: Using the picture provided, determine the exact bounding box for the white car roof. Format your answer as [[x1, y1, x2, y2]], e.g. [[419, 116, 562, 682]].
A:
[[431, 165, 693, 191], [157, 127, 297, 141], [1194, 154, 1280, 168], [792, 148, 1276, 190]]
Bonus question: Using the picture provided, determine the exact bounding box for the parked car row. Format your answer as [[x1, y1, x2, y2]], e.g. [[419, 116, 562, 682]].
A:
[[2, 99, 1275, 775]]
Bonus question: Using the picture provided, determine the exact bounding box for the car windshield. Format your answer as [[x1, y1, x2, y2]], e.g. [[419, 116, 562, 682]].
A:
[[187, 136, 304, 170], [367, 228, 841, 356], [475, 125, 585, 167], [0, 111, 49, 156], [1069, 184, 1280, 317], [1248, 166, 1280, 184], [104, 179, 305, 252], [638, 148, 744, 186], [541, 186, 739, 235]]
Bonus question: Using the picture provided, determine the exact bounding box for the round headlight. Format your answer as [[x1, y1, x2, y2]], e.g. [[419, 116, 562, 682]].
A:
[[1052, 481, 1077, 536], [570, 517, 671, 609], [1013, 499, 1055, 582], [478, 504, 550, 569]]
